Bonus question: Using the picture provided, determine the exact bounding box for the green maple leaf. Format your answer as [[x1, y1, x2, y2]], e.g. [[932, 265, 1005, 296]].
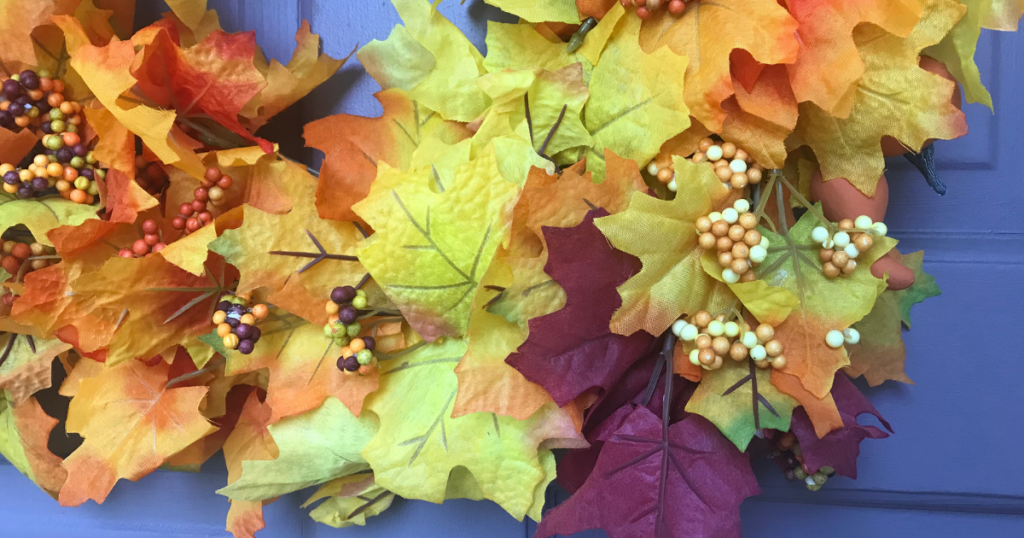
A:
[[483, 0, 581, 24], [686, 355, 797, 451], [302, 474, 396, 529], [847, 251, 941, 386], [353, 146, 519, 341], [0, 193, 98, 247], [217, 397, 377, 502], [361, 337, 583, 521]]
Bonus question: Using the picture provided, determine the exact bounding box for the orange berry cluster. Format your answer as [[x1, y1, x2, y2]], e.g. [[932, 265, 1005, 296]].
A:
[[336, 336, 378, 376], [134, 156, 169, 196], [621, 0, 690, 19], [172, 166, 233, 234], [675, 311, 786, 371], [774, 432, 835, 491], [117, 220, 168, 259], [693, 137, 765, 190], [213, 295, 268, 355], [695, 199, 768, 284], [3, 134, 103, 204], [811, 216, 887, 279], [0, 70, 82, 133], [0, 239, 56, 306]]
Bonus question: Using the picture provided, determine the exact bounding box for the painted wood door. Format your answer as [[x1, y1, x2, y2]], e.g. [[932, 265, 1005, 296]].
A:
[[2, 1, 1022, 536]]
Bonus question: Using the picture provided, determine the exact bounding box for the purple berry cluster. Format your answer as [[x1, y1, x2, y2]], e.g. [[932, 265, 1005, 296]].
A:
[[212, 296, 269, 355]]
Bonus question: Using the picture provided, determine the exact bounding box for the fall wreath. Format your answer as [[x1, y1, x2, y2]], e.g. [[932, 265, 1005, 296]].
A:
[[0, 0, 1020, 536]]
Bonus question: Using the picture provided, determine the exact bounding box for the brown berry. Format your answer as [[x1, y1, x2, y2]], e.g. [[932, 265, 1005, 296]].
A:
[[711, 220, 729, 237], [740, 270, 757, 282], [696, 334, 713, 349], [734, 149, 748, 162], [171, 217, 186, 230], [716, 166, 733, 181], [204, 166, 222, 181], [831, 250, 849, 267], [143, 233, 160, 246], [747, 168, 763, 184], [731, 258, 750, 275], [765, 339, 783, 357], [191, 199, 207, 213], [142, 219, 159, 234], [699, 232, 717, 250], [822, 261, 840, 278], [756, 358, 771, 369], [693, 311, 712, 328], [691, 152, 707, 164], [842, 259, 857, 275], [739, 213, 758, 230], [730, 173, 748, 189], [755, 323, 775, 343], [743, 229, 761, 247], [728, 224, 746, 242], [838, 219, 854, 230], [179, 203, 193, 216], [712, 336, 731, 355], [854, 234, 874, 251], [698, 348, 716, 366], [696, 216, 713, 233], [729, 342, 748, 361], [716, 236, 733, 252], [185, 217, 201, 232], [819, 248, 835, 263], [710, 355, 724, 370], [771, 355, 787, 369], [721, 142, 737, 159], [216, 175, 233, 189], [194, 187, 209, 202], [698, 137, 713, 151], [718, 251, 734, 267], [731, 243, 749, 259]]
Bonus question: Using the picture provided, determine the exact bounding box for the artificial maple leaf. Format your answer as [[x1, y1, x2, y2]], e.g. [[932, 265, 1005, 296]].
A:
[[475, 64, 592, 165], [220, 314, 379, 420], [0, 0, 77, 67], [596, 156, 735, 337], [484, 0, 581, 23], [789, 0, 968, 195], [790, 373, 893, 478], [131, 26, 270, 151], [363, 0, 488, 122], [60, 254, 235, 366], [0, 192, 98, 248], [56, 16, 206, 178], [583, 14, 691, 182], [686, 354, 797, 451], [0, 127, 41, 168], [222, 390, 278, 538], [353, 146, 519, 341], [209, 167, 366, 324], [452, 257, 553, 420], [164, 0, 207, 30], [700, 251, 799, 327], [482, 16, 589, 75], [218, 396, 376, 502], [770, 369, 842, 439], [720, 62, 800, 170], [243, 21, 348, 129], [0, 392, 67, 497], [85, 108, 158, 223], [305, 89, 471, 223], [755, 199, 894, 397], [847, 251, 941, 386], [537, 406, 760, 538], [577, 0, 618, 19], [361, 337, 585, 522], [58, 359, 216, 506], [507, 210, 657, 406], [0, 333, 71, 405], [638, 0, 798, 132], [783, 0, 929, 116], [301, 474, 395, 529]]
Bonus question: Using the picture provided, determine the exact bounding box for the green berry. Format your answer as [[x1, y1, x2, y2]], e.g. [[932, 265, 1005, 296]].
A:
[[346, 322, 362, 337], [334, 335, 350, 347], [47, 154, 57, 163], [819, 466, 834, 475], [87, 183, 99, 195], [10, 74, 19, 81], [806, 483, 822, 492], [811, 472, 827, 486], [66, 124, 77, 133], [44, 135, 62, 150], [26, 107, 39, 119], [49, 109, 64, 121], [355, 289, 367, 298], [86, 151, 97, 164], [323, 324, 335, 338], [74, 176, 90, 190], [50, 119, 65, 132], [95, 169, 106, 180], [37, 70, 51, 78], [356, 349, 373, 365], [793, 467, 808, 481], [70, 156, 85, 169], [352, 296, 367, 309]]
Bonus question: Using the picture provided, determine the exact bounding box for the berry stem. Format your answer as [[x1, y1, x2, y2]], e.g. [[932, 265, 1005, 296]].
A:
[[165, 355, 226, 389]]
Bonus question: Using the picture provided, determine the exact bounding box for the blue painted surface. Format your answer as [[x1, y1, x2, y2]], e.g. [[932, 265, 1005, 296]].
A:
[[2, 1, 1023, 536]]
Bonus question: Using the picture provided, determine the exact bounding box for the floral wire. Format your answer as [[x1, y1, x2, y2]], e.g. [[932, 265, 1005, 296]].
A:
[[166, 356, 226, 389]]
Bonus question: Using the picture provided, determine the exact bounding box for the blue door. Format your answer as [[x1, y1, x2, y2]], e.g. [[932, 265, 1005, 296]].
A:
[[2, 1, 1022, 536]]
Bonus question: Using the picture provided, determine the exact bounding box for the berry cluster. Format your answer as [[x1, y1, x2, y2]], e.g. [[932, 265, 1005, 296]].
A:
[[323, 285, 367, 337], [696, 199, 769, 284], [0, 70, 82, 133], [335, 336, 378, 376], [811, 216, 888, 279], [213, 295, 268, 355], [773, 432, 836, 491], [116, 219, 168, 258], [1, 239, 56, 306], [674, 311, 786, 371], [2, 137, 103, 203], [135, 156, 169, 196], [621, 0, 690, 19], [647, 137, 765, 193], [172, 166, 233, 234], [825, 328, 860, 349]]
